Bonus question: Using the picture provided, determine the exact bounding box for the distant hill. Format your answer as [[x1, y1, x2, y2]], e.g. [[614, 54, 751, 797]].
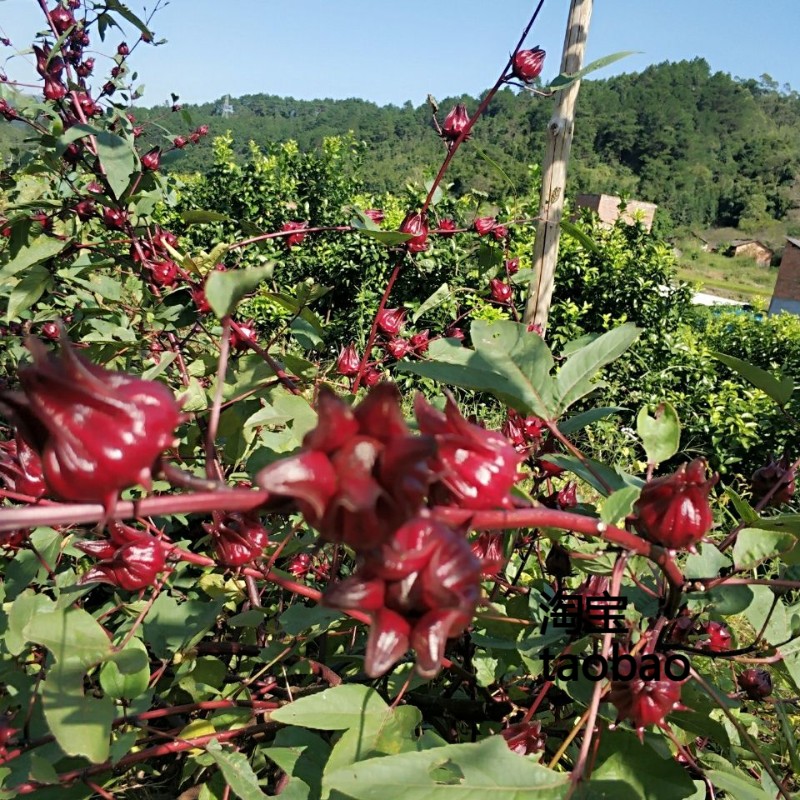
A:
[[4, 59, 800, 233]]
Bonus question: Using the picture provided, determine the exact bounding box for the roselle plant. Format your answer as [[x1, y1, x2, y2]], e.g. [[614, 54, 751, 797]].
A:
[[0, 2, 798, 799]]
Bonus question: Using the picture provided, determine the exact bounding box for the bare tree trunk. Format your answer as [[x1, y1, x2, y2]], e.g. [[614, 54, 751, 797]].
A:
[[524, 0, 593, 332]]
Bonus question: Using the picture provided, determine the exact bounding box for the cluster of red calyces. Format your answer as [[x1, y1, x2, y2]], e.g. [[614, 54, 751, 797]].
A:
[[203, 512, 269, 568], [77, 521, 168, 591], [256, 383, 522, 676], [0, 432, 46, 499], [501, 721, 547, 756], [131, 226, 182, 288], [633, 459, 717, 551], [0, 330, 183, 512]]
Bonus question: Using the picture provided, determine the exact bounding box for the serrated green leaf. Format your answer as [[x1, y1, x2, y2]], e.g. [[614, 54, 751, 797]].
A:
[[271, 684, 388, 731], [0, 236, 65, 284], [636, 402, 680, 465], [600, 486, 641, 525], [711, 351, 794, 407], [733, 528, 797, 570], [206, 739, 269, 799], [205, 264, 274, 318]]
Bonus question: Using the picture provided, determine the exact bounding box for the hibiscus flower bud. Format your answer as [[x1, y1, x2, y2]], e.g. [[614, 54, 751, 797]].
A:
[[117, 42, 129, 56], [441, 103, 471, 143], [363, 367, 382, 387], [195, 124, 209, 137], [512, 47, 546, 83], [527, 321, 544, 335], [336, 343, 361, 376], [0, 99, 18, 120], [698, 620, 731, 652], [203, 512, 269, 567], [43, 77, 66, 101], [470, 532, 505, 575], [501, 721, 547, 755], [41, 322, 60, 341], [399, 212, 429, 253], [377, 308, 406, 336], [557, 481, 577, 509], [230, 320, 258, 351], [281, 221, 307, 248], [492, 225, 508, 241], [544, 542, 572, 579], [75, 57, 94, 78], [140, 146, 161, 171], [506, 257, 520, 275], [386, 337, 411, 359], [49, 5, 75, 34], [102, 207, 128, 230], [436, 219, 457, 237], [74, 199, 95, 220], [490, 278, 512, 304], [608, 652, 684, 738], [414, 391, 522, 510], [0, 333, 183, 510], [737, 668, 772, 700], [363, 208, 384, 224], [191, 283, 212, 314], [148, 259, 178, 287], [751, 454, 795, 506], [445, 325, 464, 342], [0, 432, 47, 498], [502, 414, 526, 451], [633, 459, 716, 551], [409, 330, 430, 354], [288, 553, 312, 579], [80, 532, 166, 591], [173, 135, 188, 149], [474, 216, 496, 236]]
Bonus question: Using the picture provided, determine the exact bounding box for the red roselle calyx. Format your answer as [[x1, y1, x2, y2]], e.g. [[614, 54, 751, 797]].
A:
[[436, 219, 457, 236], [281, 221, 307, 248], [102, 207, 128, 230], [74, 199, 95, 221], [698, 620, 732, 652], [511, 47, 546, 83], [49, 5, 75, 34], [501, 721, 547, 756], [386, 338, 411, 359], [414, 391, 523, 510], [0, 432, 47, 499], [409, 329, 430, 354], [203, 512, 269, 567], [490, 278, 512, 303], [737, 668, 772, 700], [363, 367, 382, 387], [474, 216, 496, 236], [633, 458, 716, 551], [506, 257, 520, 275], [323, 516, 482, 678], [336, 344, 361, 376], [0, 332, 183, 510], [140, 146, 161, 171], [609, 653, 685, 739], [148, 259, 178, 287], [399, 212, 429, 253], [78, 522, 167, 591], [441, 103, 471, 143], [751, 454, 796, 506], [364, 208, 385, 224], [377, 308, 406, 336], [230, 320, 258, 351], [257, 384, 436, 553]]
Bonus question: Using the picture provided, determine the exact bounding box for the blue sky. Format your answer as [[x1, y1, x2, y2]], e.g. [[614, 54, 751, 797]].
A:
[[2, 0, 799, 107]]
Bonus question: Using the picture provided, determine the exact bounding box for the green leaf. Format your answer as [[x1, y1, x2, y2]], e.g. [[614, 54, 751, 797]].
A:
[[745, 513, 800, 535], [99, 638, 150, 701], [542, 454, 642, 497], [558, 406, 627, 436], [684, 543, 731, 580], [350, 218, 413, 246], [205, 264, 274, 318], [265, 727, 331, 800], [270, 684, 389, 731], [733, 528, 797, 570], [83, 127, 136, 199], [600, 486, 641, 525], [6, 264, 51, 321], [325, 736, 568, 800], [104, 0, 154, 39], [636, 402, 680, 465], [423, 179, 444, 207], [554, 323, 640, 415], [0, 236, 65, 283], [413, 283, 451, 323], [205, 739, 269, 799], [711, 351, 794, 407], [724, 485, 759, 525], [181, 210, 232, 224], [559, 218, 601, 254], [705, 771, 772, 800], [548, 51, 641, 89]]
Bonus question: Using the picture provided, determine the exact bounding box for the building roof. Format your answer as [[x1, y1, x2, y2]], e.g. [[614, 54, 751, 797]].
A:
[[786, 236, 800, 249], [729, 239, 772, 250]]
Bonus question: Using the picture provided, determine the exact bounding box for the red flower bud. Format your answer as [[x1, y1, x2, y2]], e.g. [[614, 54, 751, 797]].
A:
[[377, 308, 406, 336], [336, 344, 361, 376], [505, 257, 520, 275], [41, 322, 60, 341], [386, 337, 410, 359], [148, 259, 178, 287], [474, 216, 496, 236], [414, 391, 522, 510], [49, 5, 75, 33], [512, 47, 546, 83], [633, 459, 716, 551], [470, 532, 505, 575], [737, 668, 772, 700], [189, 132, 201, 144], [698, 620, 731, 652], [0, 334, 183, 510], [44, 77, 66, 101], [195, 124, 209, 137], [409, 329, 430, 354], [490, 278, 512, 304], [399, 212, 429, 253], [72, 91, 99, 117], [501, 721, 547, 755], [74, 199, 95, 221], [132, 125, 144, 138], [79, 524, 167, 591], [75, 57, 94, 78], [140, 146, 161, 171], [557, 481, 578, 509], [441, 103, 471, 143], [191, 283, 212, 314], [492, 224, 508, 241], [0, 432, 47, 499], [281, 220, 306, 248], [751, 454, 795, 506], [230, 320, 258, 351], [445, 325, 464, 342], [527, 321, 544, 335], [609, 653, 684, 737], [288, 553, 312, 579], [436, 219, 457, 236], [362, 367, 382, 387], [173, 135, 188, 149], [363, 208, 384, 224], [117, 42, 129, 56], [102, 207, 128, 230], [0, 99, 18, 120], [204, 512, 269, 567]]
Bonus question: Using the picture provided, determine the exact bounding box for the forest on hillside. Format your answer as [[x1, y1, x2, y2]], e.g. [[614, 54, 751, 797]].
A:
[[3, 58, 800, 233]]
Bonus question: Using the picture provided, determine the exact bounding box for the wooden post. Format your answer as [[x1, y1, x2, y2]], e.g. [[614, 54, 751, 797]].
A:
[[524, 0, 593, 332]]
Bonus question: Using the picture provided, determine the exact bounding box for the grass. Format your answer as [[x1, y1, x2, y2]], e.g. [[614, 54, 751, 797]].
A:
[[674, 239, 777, 303]]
